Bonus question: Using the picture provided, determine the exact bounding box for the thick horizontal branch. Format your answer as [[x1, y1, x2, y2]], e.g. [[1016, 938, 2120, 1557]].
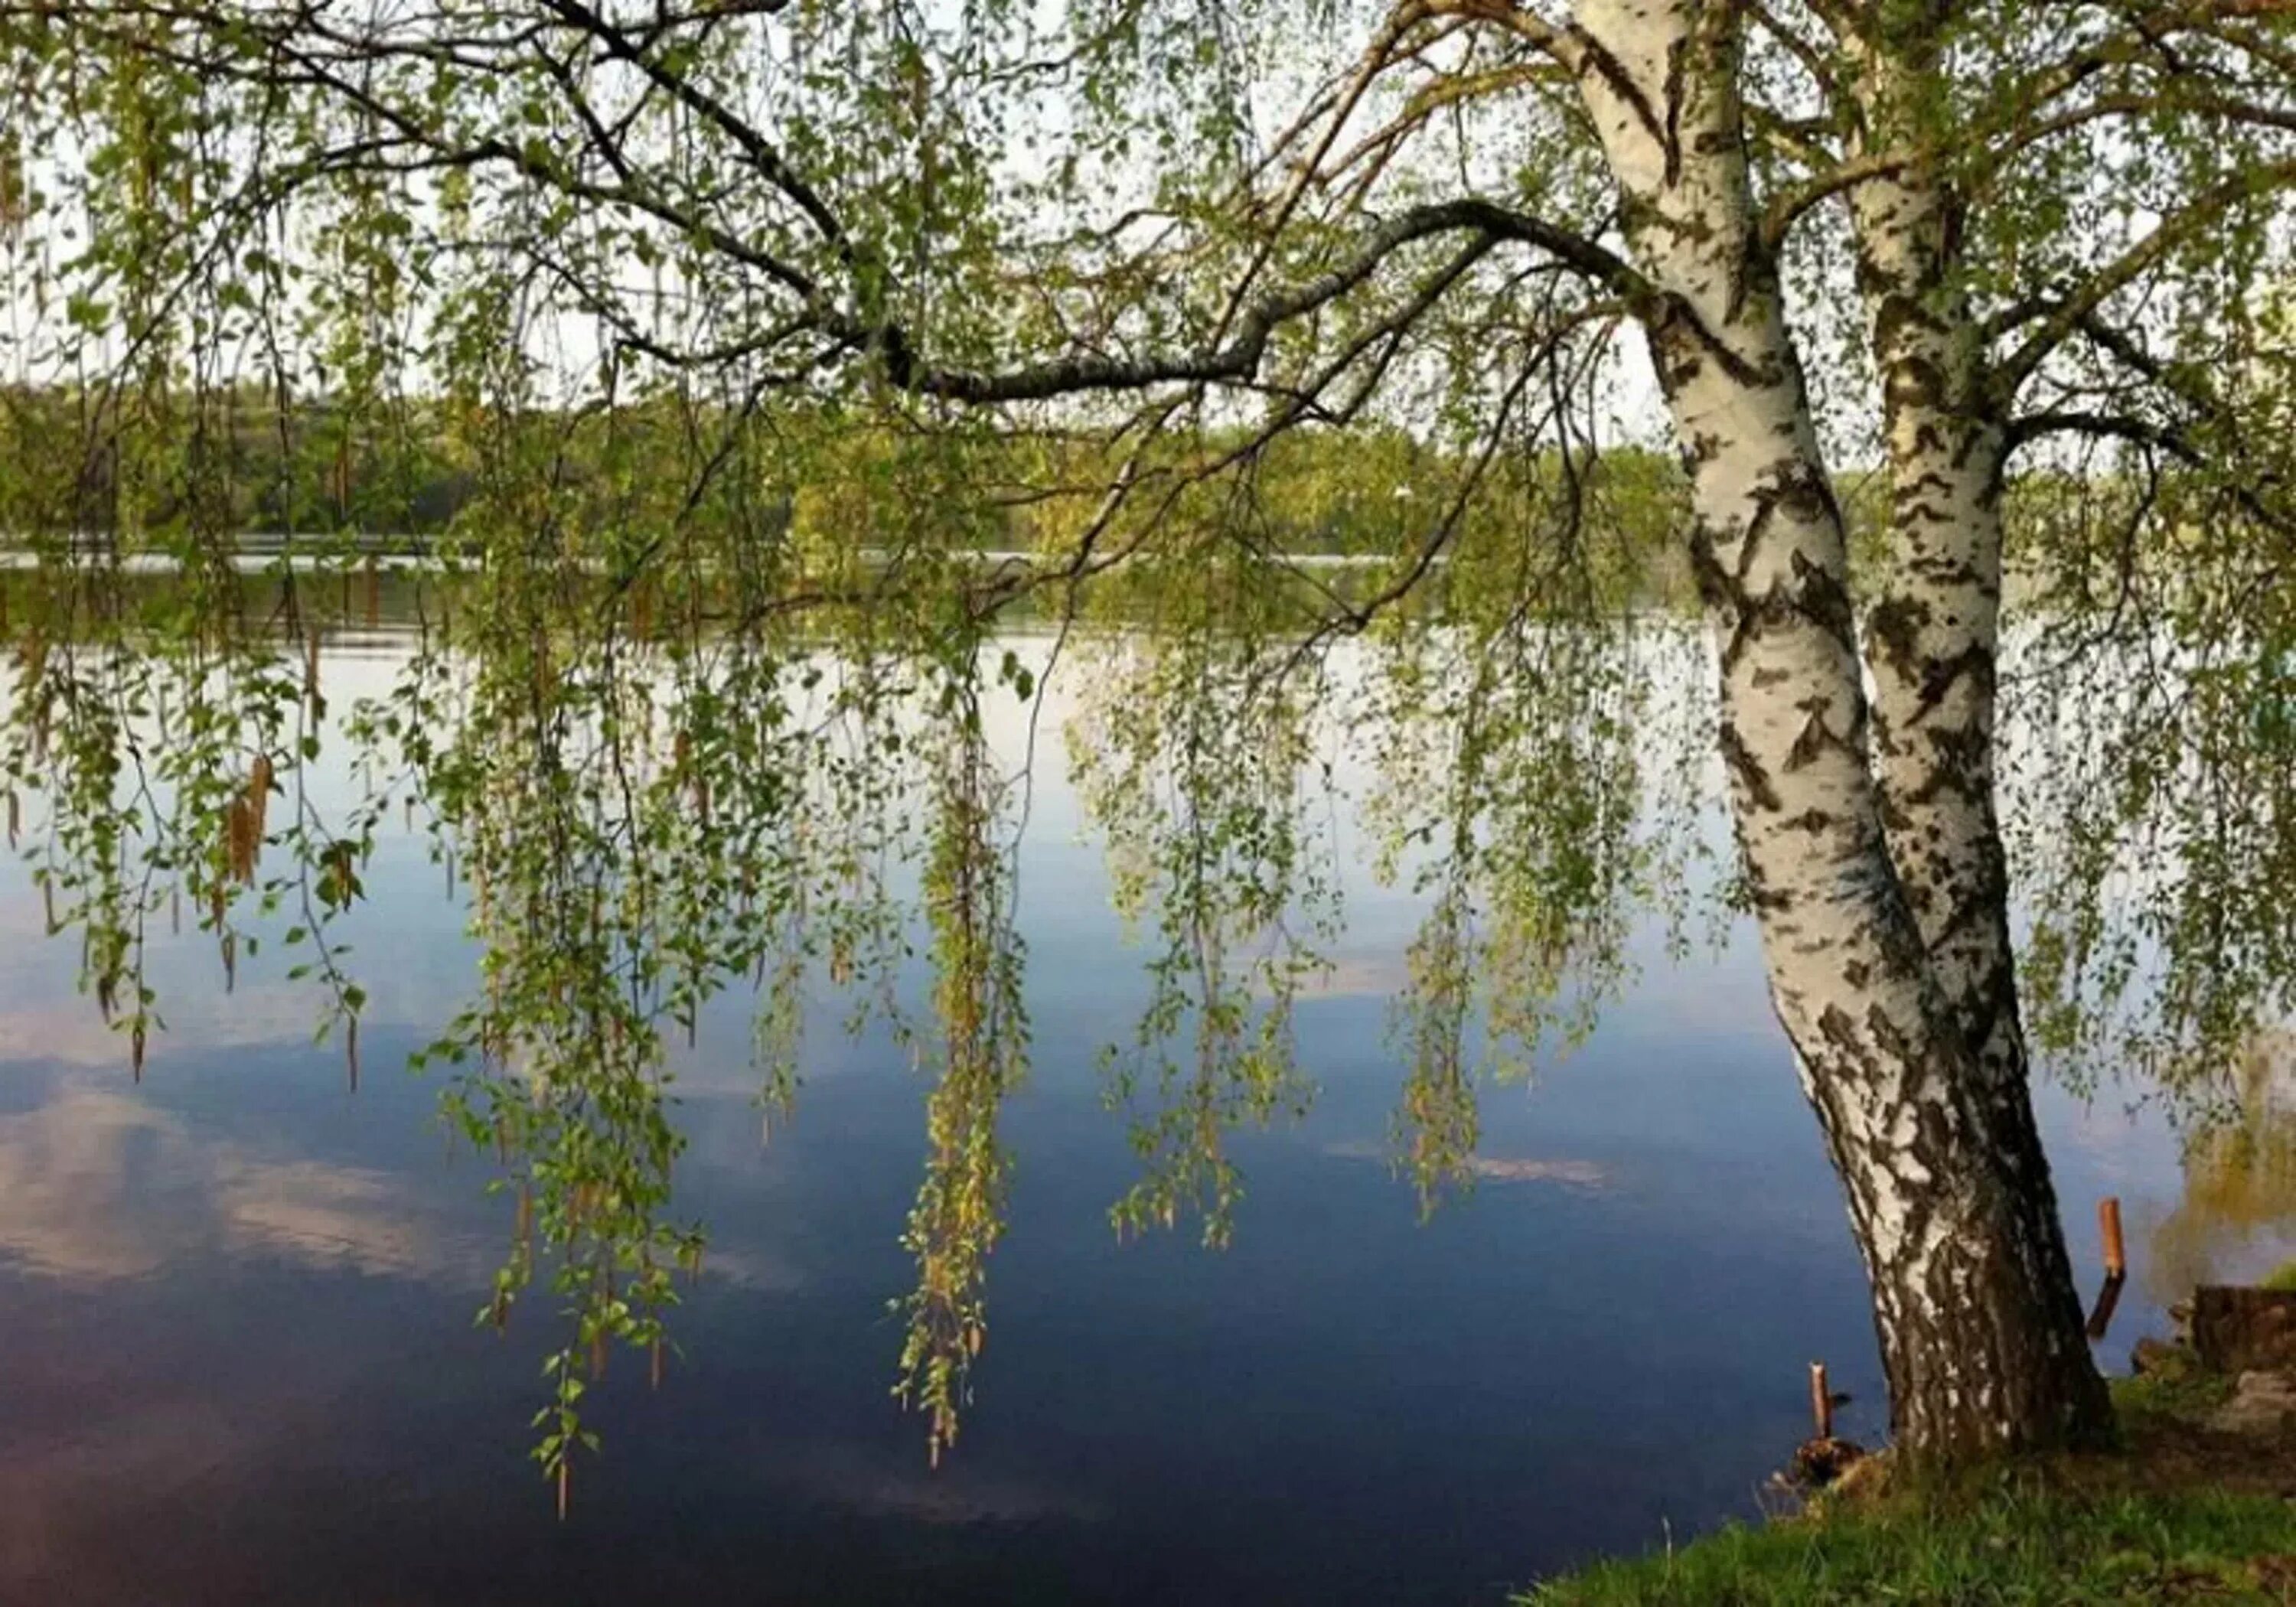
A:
[[2004, 410, 2200, 459], [875, 199, 1646, 404]]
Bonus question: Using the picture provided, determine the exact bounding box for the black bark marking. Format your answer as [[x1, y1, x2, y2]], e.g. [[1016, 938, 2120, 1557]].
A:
[[1726, 239, 1756, 325], [1906, 724, 1990, 806], [1701, 463, 1861, 680], [1718, 722, 1782, 812], [1913, 641, 1994, 722], [1801, 945, 2108, 1459], [1651, 296, 1769, 389], [1786, 706, 1835, 771], [1687, 521, 1733, 611], [1570, 26, 1665, 147], [1791, 546, 1856, 642], [1867, 593, 1929, 681], [1890, 469, 1957, 513]]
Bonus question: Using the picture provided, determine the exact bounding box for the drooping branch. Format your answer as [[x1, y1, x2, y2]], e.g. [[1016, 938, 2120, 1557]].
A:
[[6, 1, 1649, 428], [531, 0, 853, 258], [2006, 409, 2296, 546], [2006, 310, 2290, 533], [93, 17, 833, 302]]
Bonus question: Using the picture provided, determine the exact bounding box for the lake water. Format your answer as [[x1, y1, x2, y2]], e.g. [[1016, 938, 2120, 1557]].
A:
[[0, 624, 2282, 1606]]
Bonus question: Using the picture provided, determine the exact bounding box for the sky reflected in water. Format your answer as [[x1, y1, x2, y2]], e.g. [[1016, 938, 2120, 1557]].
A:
[[0, 634, 2282, 1606]]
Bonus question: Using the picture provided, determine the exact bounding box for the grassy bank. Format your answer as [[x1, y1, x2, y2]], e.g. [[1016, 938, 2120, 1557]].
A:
[[1522, 1380, 2296, 1605], [1521, 1483, 2294, 1604]]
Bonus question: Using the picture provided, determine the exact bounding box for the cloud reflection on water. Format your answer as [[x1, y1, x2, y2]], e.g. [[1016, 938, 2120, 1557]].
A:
[[0, 1076, 491, 1286]]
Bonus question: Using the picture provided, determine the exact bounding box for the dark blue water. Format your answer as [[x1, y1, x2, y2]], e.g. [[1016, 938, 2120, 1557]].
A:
[[0, 640, 2261, 1605]]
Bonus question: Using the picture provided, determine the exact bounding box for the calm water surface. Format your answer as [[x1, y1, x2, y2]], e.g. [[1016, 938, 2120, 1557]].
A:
[[0, 631, 2280, 1606]]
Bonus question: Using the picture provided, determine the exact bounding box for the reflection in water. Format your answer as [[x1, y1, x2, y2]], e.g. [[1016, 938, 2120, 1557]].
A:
[[2144, 1035, 2296, 1303], [0, 537, 1729, 1489], [1323, 1139, 1608, 1190], [0, 1074, 489, 1285], [0, 569, 2288, 1601]]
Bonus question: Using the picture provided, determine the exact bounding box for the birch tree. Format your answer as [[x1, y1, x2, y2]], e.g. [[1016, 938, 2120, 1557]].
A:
[[5, 0, 2294, 1473]]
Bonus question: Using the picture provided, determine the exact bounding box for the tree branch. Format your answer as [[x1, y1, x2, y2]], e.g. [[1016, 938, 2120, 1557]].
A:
[[1423, 0, 1587, 70], [880, 199, 1647, 404], [2005, 409, 2200, 459], [1761, 149, 1910, 253], [1995, 155, 2296, 388], [533, 0, 853, 257]]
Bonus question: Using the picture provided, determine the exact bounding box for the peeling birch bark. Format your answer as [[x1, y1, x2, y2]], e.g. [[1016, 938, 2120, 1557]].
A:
[[1569, 0, 2109, 1460]]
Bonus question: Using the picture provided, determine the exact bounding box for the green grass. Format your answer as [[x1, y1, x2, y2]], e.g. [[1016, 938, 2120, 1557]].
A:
[[1519, 1482, 2296, 1605], [2261, 1262, 2296, 1294], [2112, 1364, 2238, 1427]]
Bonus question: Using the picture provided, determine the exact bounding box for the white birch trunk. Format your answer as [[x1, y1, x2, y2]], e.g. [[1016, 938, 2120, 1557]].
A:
[[1568, 0, 2108, 1459], [1840, 34, 2108, 1449], [1846, 42, 2022, 1081]]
